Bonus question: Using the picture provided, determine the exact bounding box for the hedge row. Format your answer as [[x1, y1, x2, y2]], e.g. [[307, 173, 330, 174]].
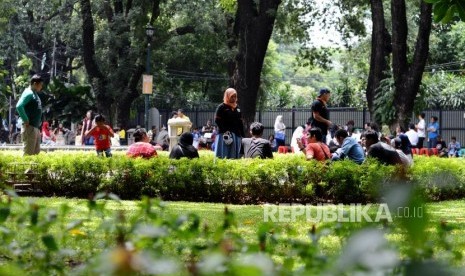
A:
[[1, 151, 464, 203]]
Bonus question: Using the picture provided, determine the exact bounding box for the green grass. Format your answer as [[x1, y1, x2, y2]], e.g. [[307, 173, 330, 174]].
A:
[[13, 197, 465, 258], [1, 195, 464, 274]]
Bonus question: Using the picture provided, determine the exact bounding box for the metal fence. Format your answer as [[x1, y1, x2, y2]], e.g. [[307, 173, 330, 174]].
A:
[[152, 108, 465, 145]]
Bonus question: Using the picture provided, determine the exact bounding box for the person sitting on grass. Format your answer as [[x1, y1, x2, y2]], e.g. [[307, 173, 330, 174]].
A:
[[85, 114, 114, 157], [297, 127, 330, 161], [169, 132, 199, 159], [241, 122, 273, 159], [364, 130, 402, 165], [436, 135, 448, 157], [447, 136, 461, 158], [393, 137, 413, 167], [331, 129, 365, 164], [126, 128, 158, 159]]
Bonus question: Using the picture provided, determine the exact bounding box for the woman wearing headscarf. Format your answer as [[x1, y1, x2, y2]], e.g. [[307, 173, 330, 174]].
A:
[[274, 115, 286, 150], [169, 132, 199, 159], [41, 121, 55, 145], [214, 88, 244, 159]]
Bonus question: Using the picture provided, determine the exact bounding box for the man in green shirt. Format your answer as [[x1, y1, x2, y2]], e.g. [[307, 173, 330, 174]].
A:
[[16, 74, 44, 155]]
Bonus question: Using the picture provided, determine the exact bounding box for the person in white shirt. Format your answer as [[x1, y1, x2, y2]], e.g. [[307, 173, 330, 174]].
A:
[[416, 112, 426, 149], [405, 123, 419, 148]]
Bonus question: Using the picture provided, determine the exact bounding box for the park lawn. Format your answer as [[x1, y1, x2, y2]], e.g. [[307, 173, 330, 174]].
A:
[[9, 196, 465, 264]]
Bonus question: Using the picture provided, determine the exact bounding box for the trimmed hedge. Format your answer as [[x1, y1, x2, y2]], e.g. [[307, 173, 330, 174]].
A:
[[0, 151, 464, 203]]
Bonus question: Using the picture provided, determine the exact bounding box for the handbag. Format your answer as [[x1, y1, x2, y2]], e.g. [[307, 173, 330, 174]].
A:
[[223, 131, 233, 145], [275, 132, 285, 140]]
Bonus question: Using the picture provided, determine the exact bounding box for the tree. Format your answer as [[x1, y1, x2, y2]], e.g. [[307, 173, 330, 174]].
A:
[[366, 0, 391, 118], [336, 0, 433, 127], [0, 0, 82, 97], [391, 0, 432, 127], [229, 0, 282, 128], [79, 0, 162, 127]]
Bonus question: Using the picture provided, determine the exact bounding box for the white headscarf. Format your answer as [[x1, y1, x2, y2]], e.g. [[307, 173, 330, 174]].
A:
[[274, 115, 286, 132]]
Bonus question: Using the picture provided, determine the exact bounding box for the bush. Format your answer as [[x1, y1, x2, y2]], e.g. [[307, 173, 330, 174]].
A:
[[1, 151, 464, 203]]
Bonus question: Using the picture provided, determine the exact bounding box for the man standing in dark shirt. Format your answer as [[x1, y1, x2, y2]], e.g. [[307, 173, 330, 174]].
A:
[[310, 88, 332, 144], [365, 131, 402, 165]]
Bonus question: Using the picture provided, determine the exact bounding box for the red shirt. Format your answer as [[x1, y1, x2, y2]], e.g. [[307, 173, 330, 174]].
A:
[[305, 142, 330, 161], [127, 142, 158, 159], [88, 126, 113, 150]]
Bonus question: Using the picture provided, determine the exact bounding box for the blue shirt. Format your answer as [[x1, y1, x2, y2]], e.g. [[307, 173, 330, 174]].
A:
[[427, 122, 439, 139], [332, 137, 365, 164]]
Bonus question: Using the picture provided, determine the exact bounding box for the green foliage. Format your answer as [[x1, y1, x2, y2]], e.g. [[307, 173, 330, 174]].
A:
[[373, 76, 396, 126], [218, 0, 237, 14], [2, 151, 465, 204], [0, 61, 10, 113], [42, 79, 95, 123], [420, 71, 465, 109], [0, 184, 462, 274], [410, 156, 465, 200], [424, 0, 465, 22]]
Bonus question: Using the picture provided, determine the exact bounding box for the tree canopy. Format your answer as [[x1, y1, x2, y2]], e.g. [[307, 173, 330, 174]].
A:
[[0, 0, 465, 130]]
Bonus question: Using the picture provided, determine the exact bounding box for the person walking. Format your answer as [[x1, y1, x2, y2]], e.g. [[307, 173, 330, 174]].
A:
[[214, 88, 244, 159], [16, 74, 44, 155], [310, 88, 332, 144], [85, 114, 114, 157]]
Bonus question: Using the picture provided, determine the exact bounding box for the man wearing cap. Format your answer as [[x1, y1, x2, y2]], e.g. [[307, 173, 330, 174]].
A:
[[16, 74, 44, 155], [310, 88, 332, 144]]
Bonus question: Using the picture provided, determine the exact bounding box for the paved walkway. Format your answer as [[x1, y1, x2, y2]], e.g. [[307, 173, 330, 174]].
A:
[[0, 145, 129, 152]]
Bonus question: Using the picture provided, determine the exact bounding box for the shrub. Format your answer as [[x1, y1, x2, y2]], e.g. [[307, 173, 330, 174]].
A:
[[1, 151, 464, 203]]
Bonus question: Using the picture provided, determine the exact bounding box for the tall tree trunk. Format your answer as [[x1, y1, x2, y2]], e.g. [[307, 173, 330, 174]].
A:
[[80, 0, 109, 117], [391, 0, 432, 129], [366, 0, 391, 121], [231, 0, 282, 132], [117, 65, 145, 128], [113, 0, 161, 127]]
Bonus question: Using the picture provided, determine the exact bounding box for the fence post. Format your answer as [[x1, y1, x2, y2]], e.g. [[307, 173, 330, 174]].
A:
[[439, 108, 442, 135], [362, 107, 366, 128], [291, 106, 296, 131], [195, 107, 199, 129]]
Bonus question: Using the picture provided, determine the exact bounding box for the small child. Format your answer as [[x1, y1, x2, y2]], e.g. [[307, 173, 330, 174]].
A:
[[85, 114, 114, 157], [192, 127, 201, 149], [448, 136, 461, 158]]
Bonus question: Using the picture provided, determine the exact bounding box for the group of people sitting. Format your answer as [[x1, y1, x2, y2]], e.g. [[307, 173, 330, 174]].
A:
[[126, 128, 199, 159], [288, 123, 410, 166], [41, 121, 73, 145]]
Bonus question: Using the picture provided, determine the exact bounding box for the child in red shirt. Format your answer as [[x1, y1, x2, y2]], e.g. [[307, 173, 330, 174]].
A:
[[85, 114, 114, 157]]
